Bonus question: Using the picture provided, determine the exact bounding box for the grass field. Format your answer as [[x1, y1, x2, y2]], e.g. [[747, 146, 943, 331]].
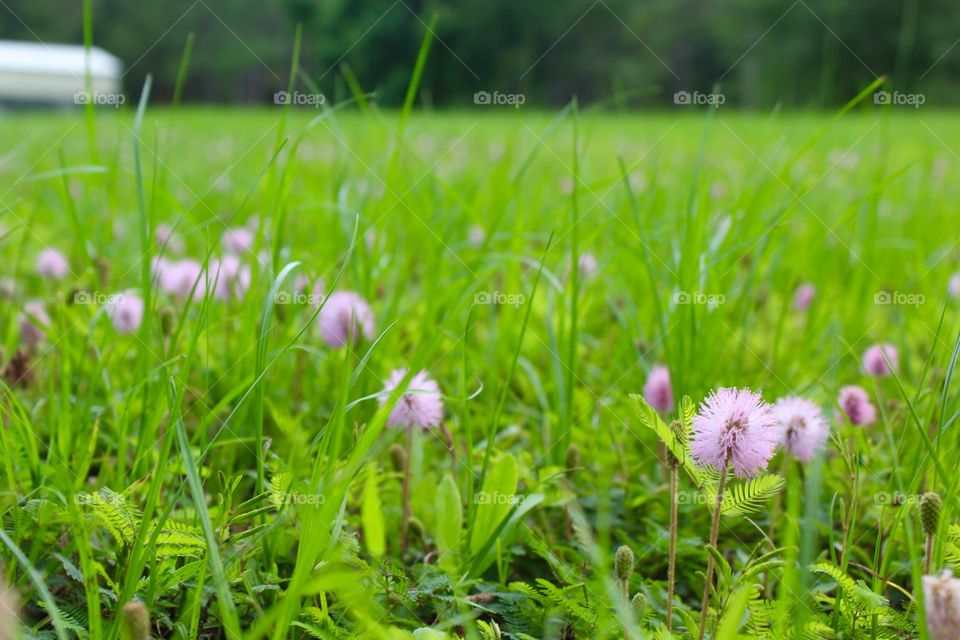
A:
[[2, 103, 960, 639]]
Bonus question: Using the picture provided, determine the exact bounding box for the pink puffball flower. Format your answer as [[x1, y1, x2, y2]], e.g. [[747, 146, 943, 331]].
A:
[[691, 387, 778, 477], [923, 570, 960, 640], [468, 225, 486, 247], [578, 252, 598, 279], [379, 368, 444, 429], [773, 396, 830, 463], [837, 385, 877, 426], [318, 291, 375, 348], [208, 255, 251, 301], [107, 292, 144, 334], [20, 300, 50, 347], [222, 227, 254, 255], [643, 364, 674, 413], [155, 224, 184, 254], [794, 283, 816, 311], [0, 277, 16, 300], [862, 343, 898, 377], [157, 259, 205, 300], [949, 273, 960, 300], [36, 248, 69, 280]]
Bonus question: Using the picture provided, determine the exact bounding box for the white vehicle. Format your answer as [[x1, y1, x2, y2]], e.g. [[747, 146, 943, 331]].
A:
[[0, 40, 123, 107]]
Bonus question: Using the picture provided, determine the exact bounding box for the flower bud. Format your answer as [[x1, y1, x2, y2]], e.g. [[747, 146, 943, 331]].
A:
[[565, 444, 580, 470], [631, 592, 647, 619], [615, 545, 635, 583], [159, 306, 175, 337], [921, 492, 942, 537], [389, 443, 406, 471], [121, 600, 150, 640]]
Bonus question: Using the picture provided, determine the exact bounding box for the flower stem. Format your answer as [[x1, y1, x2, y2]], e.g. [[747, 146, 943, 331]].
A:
[[698, 466, 728, 640], [400, 426, 413, 554], [667, 461, 679, 631], [621, 578, 630, 640]]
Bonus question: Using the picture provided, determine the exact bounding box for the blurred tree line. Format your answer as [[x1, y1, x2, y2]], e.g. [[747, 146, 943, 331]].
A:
[[2, 0, 958, 108]]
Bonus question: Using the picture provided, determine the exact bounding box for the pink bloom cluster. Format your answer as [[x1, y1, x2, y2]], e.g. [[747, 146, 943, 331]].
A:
[[793, 283, 816, 311], [318, 291, 375, 348], [106, 292, 145, 333], [36, 248, 69, 280], [837, 385, 877, 426], [772, 396, 829, 462], [643, 364, 674, 413], [578, 252, 598, 279], [862, 343, 898, 377], [691, 387, 835, 471], [379, 368, 444, 430], [20, 300, 50, 347], [152, 256, 251, 302], [691, 388, 779, 477]]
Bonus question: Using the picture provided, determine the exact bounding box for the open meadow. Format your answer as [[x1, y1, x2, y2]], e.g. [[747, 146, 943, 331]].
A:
[[2, 103, 960, 639]]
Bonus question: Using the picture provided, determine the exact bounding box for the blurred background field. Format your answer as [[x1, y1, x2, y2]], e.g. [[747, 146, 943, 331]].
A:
[[1, 0, 960, 108]]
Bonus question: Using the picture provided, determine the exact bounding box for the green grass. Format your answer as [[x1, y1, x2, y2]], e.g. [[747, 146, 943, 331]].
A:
[[1, 105, 960, 639]]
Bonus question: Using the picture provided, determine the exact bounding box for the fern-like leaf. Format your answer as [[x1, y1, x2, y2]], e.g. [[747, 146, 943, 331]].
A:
[[811, 562, 889, 613], [718, 474, 785, 518], [629, 394, 704, 486]]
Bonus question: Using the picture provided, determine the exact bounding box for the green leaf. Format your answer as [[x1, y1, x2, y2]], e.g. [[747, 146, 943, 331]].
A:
[[434, 473, 462, 569], [811, 562, 890, 613], [172, 381, 242, 639], [361, 464, 385, 558], [720, 474, 786, 518], [469, 493, 544, 577], [629, 394, 704, 486], [470, 454, 518, 554], [714, 584, 752, 639]]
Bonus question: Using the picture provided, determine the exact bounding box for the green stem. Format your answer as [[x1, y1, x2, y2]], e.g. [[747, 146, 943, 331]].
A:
[[698, 465, 728, 640], [667, 462, 679, 631], [400, 426, 413, 554]]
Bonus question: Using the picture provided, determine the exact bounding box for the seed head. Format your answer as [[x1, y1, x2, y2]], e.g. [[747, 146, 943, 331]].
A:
[[631, 592, 647, 619], [121, 600, 150, 640], [614, 545, 635, 582], [921, 492, 943, 537]]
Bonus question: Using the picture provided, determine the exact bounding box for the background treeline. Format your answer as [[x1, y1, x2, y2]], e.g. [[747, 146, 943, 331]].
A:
[[2, 0, 958, 108]]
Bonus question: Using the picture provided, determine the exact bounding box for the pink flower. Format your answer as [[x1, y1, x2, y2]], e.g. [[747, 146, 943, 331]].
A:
[[379, 368, 444, 429], [155, 224, 183, 254], [156, 258, 205, 300], [837, 385, 877, 426], [794, 283, 816, 311], [107, 292, 144, 333], [923, 570, 960, 640], [862, 343, 898, 376], [773, 396, 829, 463], [691, 387, 778, 477], [208, 256, 251, 301], [950, 273, 960, 300], [365, 229, 378, 251], [643, 364, 674, 413], [468, 225, 486, 247], [318, 291, 374, 348], [36, 248, 69, 280], [0, 277, 16, 300], [222, 227, 254, 254], [578, 252, 598, 279], [20, 300, 50, 347]]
